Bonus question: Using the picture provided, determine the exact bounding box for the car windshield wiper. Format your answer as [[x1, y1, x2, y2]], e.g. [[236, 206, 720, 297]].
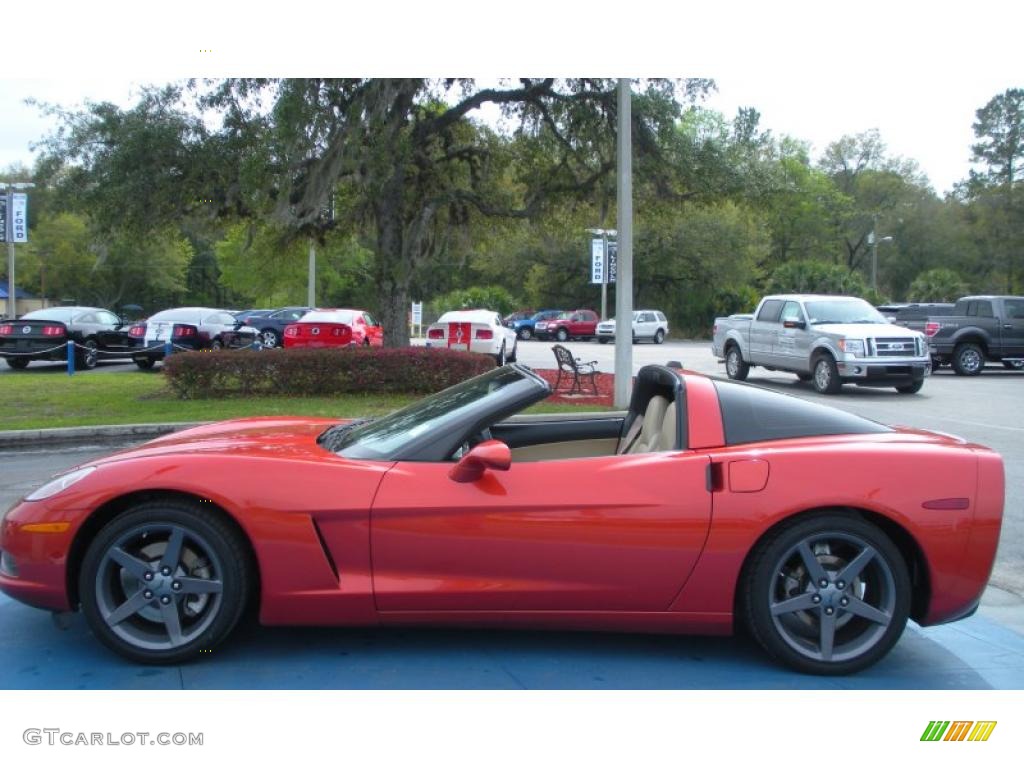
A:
[[319, 417, 375, 452], [810, 320, 842, 325]]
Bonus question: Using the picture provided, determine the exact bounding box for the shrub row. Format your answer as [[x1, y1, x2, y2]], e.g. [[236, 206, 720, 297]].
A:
[[162, 347, 495, 399]]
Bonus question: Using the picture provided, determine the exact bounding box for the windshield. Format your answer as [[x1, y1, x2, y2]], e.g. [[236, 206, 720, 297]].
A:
[[805, 299, 887, 325], [327, 366, 533, 459]]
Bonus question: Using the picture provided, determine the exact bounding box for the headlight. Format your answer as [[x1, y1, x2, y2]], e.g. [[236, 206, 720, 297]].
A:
[[838, 339, 865, 357], [25, 466, 96, 501]]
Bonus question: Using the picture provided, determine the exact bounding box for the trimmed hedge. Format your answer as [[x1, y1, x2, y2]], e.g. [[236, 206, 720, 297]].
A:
[[162, 347, 495, 399]]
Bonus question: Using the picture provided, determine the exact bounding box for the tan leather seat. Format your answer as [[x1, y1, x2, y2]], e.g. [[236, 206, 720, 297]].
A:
[[655, 401, 678, 452], [624, 395, 670, 454]]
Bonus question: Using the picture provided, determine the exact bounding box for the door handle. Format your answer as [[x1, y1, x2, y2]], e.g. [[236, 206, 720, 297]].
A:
[[1005, 324, 1014, 330]]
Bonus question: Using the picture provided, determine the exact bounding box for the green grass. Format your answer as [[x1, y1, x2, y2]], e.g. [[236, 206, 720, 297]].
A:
[[0, 372, 607, 431]]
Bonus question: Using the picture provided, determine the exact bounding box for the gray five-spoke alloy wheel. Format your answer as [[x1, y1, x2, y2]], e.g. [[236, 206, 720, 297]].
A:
[[259, 329, 280, 348], [80, 502, 250, 663], [744, 515, 910, 674]]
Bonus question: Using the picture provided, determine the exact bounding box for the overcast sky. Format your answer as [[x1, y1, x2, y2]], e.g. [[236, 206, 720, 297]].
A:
[[1, 2, 1021, 195]]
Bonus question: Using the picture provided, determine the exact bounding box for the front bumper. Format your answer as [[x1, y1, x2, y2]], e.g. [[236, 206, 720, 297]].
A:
[[836, 356, 930, 386], [0, 501, 76, 612]]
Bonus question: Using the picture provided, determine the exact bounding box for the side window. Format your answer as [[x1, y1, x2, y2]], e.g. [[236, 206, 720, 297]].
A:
[[289, 310, 306, 321], [270, 310, 286, 320], [656, 312, 666, 323], [1004, 300, 1024, 319], [363, 313, 378, 326], [76, 312, 97, 324], [780, 302, 803, 324], [97, 311, 119, 325], [977, 301, 994, 318], [757, 300, 784, 323]]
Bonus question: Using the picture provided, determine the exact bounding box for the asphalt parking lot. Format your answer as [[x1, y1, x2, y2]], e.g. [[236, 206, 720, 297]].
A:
[[1, 339, 1022, 688]]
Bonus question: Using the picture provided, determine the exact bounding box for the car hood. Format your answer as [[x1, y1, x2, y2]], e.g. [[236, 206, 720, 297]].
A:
[[812, 323, 922, 338], [85, 417, 347, 465]]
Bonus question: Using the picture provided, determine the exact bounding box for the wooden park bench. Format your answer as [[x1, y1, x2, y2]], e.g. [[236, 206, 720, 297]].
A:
[[551, 344, 599, 395]]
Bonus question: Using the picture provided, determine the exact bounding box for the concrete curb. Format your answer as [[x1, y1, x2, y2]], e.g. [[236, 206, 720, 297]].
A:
[[0, 422, 207, 449]]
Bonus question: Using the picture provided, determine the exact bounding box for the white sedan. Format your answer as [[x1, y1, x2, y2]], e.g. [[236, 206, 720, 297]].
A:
[[596, 310, 669, 344], [425, 309, 519, 365]]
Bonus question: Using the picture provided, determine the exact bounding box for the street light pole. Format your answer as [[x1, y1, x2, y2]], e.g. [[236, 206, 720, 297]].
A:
[[613, 79, 634, 409], [869, 214, 893, 293]]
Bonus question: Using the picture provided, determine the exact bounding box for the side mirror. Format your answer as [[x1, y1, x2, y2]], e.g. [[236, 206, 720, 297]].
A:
[[783, 319, 806, 330], [449, 439, 511, 483]]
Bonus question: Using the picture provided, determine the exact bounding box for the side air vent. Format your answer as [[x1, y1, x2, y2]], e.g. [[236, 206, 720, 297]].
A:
[[310, 519, 340, 582]]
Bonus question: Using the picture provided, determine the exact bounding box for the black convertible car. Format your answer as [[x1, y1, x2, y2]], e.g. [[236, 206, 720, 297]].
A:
[[0, 306, 134, 370]]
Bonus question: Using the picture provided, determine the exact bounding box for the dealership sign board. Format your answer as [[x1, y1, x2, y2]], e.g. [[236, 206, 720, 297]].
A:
[[11, 193, 27, 242]]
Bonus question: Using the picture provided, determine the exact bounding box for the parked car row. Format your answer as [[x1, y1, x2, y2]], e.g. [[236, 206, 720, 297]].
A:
[[504, 308, 669, 344], [1, 304, 386, 370]]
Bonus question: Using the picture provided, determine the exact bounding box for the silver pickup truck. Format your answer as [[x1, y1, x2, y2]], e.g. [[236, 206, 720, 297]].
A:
[[712, 294, 931, 394]]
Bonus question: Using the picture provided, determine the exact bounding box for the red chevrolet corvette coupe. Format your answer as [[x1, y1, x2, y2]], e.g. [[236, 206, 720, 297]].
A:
[[0, 365, 1003, 674]]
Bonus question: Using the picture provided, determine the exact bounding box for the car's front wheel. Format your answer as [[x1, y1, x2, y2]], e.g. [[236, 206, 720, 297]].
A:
[[895, 380, 924, 394], [518, 327, 532, 341], [5, 357, 29, 370], [134, 358, 156, 370], [80, 500, 252, 664], [742, 514, 911, 675], [556, 328, 569, 342], [812, 354, 842, 394]]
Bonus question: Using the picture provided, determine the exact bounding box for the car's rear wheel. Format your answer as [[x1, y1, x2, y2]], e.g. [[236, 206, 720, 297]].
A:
[[77, 339, 99, 369], [259, 329, 281, 349], [598, 337, 609, 344], [725, 344, 749, 381], [80, 501, 252, 664], [134, 358, 156, 370], [951, 342, 984, 376], [507, 341, 517, 363], [812, 354, 842, 394], [654, 329, 665, 344], [211, 339, 224, 350], [556, 328, 569, 342], [5, 357, 29, 370], [742, 514, 911, 675]]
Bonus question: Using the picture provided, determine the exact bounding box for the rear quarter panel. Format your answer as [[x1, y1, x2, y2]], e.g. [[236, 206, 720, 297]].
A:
[[672, 437, 1000, 625]]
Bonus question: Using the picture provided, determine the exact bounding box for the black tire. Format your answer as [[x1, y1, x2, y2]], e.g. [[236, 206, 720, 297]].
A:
[[507, 341, 517, 363], [211, 339, 224, 351], [742, 513, 911, 675], [5, 357, 29, 370], [518, 327, 533, 341], [895, 380, 924, 394], [598, 337, 609, 344], [258, 329, 281, 349], [654, 329, 665, 344], [1002, 360, 1024, 370], [812, 353, 842, 395], [951, 342, 984, 376], [495, 343, 506, 367], [556, 327, 569, 342], [79, 500, 252, 664], [77, 339, 99, 370], [724, 344, 749, 381], [134, 358, 156, 370]]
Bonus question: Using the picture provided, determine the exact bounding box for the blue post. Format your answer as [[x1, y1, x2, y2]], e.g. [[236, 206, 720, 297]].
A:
[[67, 341, 75, 376]]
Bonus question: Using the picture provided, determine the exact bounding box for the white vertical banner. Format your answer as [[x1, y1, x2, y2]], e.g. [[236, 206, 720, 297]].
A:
[[590, 238, 604, 284], [11, 193, 28, 243]]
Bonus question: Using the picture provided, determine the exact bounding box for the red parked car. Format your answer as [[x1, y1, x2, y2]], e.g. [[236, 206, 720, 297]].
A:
[[534, 309, 600, 341], [282, 309, 384, 348], [0, 364, 1003, 673]]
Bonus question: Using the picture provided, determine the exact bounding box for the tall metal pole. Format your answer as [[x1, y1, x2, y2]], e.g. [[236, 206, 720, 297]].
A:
[[870, 214, 878, 292], [6, 187, 15, 320], [613, 79, 634, 409], [600, 232, 608, 320], [307, 239, 316, 308]]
